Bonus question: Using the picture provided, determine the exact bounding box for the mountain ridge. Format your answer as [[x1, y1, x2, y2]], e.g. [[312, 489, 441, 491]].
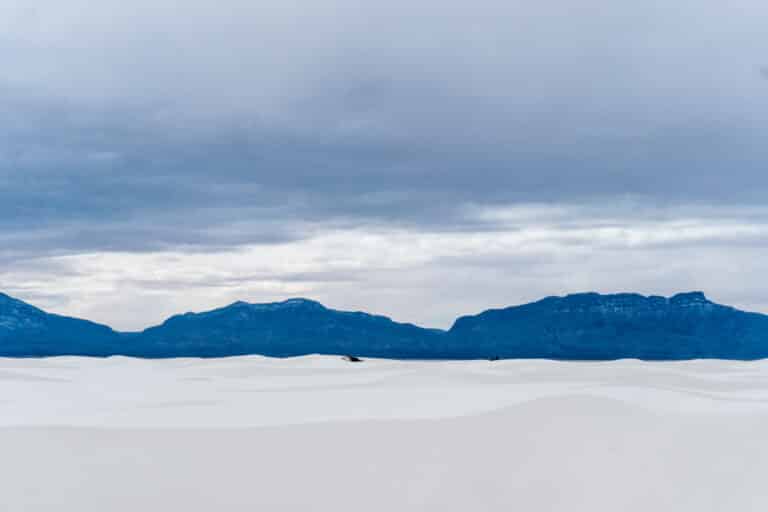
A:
[[2, 291, 767, 359]]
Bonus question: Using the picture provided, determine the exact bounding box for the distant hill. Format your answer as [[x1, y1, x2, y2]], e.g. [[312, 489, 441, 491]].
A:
[[448, 292, 768, 360], [1, 291, 768, 360], [0, 292, 120, 356], [133, 298, 445, 358]]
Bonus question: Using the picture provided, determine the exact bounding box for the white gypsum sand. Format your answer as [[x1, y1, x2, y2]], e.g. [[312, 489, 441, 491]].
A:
[[1, 356, 767, 511]]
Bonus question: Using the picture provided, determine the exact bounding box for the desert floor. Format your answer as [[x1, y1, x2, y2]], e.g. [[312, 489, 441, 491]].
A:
[[2, 355, 767, 511]]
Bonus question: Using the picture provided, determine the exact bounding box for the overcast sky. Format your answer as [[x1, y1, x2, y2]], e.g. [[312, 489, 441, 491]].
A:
[[1, 0, 767, 330]]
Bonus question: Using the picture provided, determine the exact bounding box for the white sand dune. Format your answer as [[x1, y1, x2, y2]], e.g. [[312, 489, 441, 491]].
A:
[[2, 356, 768, 511]]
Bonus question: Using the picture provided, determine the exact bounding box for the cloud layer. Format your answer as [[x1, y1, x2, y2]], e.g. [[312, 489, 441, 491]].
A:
[[1, 0, 767, 327]]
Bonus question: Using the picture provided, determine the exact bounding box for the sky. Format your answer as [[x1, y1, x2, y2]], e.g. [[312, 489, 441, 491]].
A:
[[1, 0, 767, 331]]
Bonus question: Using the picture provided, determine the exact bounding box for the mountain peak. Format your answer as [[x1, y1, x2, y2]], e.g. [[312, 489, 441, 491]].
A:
[[544, 291, 714, 310], [221, 297, 327, 313], [0, 292, 41, 313], [0, 292, 18, 303], [278, 298, 325, 308], [670, 291, 710, 305]]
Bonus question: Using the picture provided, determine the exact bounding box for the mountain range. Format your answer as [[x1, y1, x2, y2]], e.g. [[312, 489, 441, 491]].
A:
[[2, 291, 767, 360]]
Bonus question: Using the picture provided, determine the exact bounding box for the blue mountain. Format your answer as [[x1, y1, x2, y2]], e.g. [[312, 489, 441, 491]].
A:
[[0, 292, 120, 356], [448, 292, 768, 360], [131, 298, 445, 358], [1, 291, 768, 359]]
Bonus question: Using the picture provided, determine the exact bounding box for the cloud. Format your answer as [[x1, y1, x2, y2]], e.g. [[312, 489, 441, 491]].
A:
[[3, 204, 768, 330], [1, 0, 767, 326]]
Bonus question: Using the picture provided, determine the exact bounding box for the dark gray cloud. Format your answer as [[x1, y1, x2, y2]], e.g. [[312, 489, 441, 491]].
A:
[[2, 0, 768, 259]]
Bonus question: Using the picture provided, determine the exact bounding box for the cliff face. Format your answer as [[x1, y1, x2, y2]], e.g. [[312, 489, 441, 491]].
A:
[[448, 292, 768, 360]]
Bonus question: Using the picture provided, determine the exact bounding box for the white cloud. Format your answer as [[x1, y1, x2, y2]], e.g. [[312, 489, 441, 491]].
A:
[[3, 203, 767, 330]]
